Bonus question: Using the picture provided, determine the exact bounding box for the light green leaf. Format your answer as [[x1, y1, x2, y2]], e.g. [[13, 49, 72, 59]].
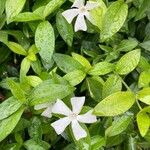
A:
[[94, 91, 135, 116], [24, 139, 50, 150], [7, 78, 26, 103], [88, 62, 114, 76], [115, 49, 141, 75], [90, 0, 107, 30], [56, 11, 73, 47], [29, 80, 75, 105], [20, 57, 31, 81], [72, 52, 92, 71], [137, 88, 150, 105], [102, 74, 122, 99], [27, 76, 42, 87], [91, 136, 106, 149], [101, 0, 128, 41], [116, 38, 138, 52], [105, 115, 132, 137], [35, 21, 55, 69], [0, 96, 22, 121], [12, 12, 43, 22], [5, 0, 26, 23], [44, 0, 65, 18], [137, 111, 150, 137], [53, 53, 84, 73], [6, 41, 27, 56], [0, 107, 24, 142], [63, 70, 86, 86], [138, 70, 150, 88]]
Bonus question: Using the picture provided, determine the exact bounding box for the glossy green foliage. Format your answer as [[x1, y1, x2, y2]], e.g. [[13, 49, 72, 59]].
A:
[[0, 0, 150, 149]]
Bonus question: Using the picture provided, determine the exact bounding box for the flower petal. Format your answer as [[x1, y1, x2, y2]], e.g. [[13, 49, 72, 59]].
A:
[[52, 99, 72, 116], [71, 0, 85, 8], [71, 97, 85, 114], [41, 106, 53, 118], [71, 120, 87, 140], [77, 110, 97, 123], [62, 9, 79, 24], [75, 14, 87, 32], [85, 1, 99, 10], [51, 117, 71, 135], [34, 102, 52, 110]]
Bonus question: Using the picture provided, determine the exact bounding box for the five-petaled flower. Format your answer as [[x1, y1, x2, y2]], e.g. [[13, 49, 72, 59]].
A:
[[62, 0, 98, 32], [34, 102, 54, 118], [51, 97, 97, 140]]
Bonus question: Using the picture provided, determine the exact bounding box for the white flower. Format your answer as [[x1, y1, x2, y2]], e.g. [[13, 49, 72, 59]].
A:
[[62, 0, 98, 32], [34, 102, 54, 118], [51, 97, 97, 140]]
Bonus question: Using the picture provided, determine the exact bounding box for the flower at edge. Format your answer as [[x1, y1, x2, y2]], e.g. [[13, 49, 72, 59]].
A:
[[51, 97, 97, 140], [34, 102, 54, 118], [62, 0, 98, 32]]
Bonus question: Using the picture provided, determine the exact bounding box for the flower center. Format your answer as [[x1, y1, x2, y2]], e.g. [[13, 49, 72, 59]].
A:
[[69, 113, 77, 120], [79, 6, 87, 13]]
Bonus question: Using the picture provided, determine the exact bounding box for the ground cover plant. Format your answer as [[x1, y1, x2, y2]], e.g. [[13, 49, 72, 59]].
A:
[[0, 0, 150, 149]]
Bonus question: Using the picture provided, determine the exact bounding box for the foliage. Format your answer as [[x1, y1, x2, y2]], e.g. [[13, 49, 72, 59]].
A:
[[0, 0, 150, 149]]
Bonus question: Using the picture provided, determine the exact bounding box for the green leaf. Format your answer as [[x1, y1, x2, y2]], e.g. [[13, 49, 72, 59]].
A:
[[94, 91, 135, 116], [56, 11, 73, 47], [27, 76, 42, 87], [0, 107, 24, 142], [63, 70, 86, 86], [101, 0, 128, 41], [0, 96, 22, 121], [6, 41, 27, 56], [35, 21, 55, 69], [138, 70, 150, 88], [12, 12, 43, 22], [29, 80, 75, 105], [43, 0, 65, 18], [88, 62, 114, 76], [90, 0, 107, 30], [20, 57, 31, 81], [116, 38, 138, 52], [0, 47, 11, 64], [115, 49, 141, 75], [140, 41, 150, 51], [24, 139, 50, 150], [102, 74, 122, 99], [138, 56, 150, 72], [28, 117, 42, 140], [135, 0, 150, 21], [105, 115, 132, 137], [137, 111, 150, 137], [137, 88, 150, 105], [5, 0, 26, 23], [7, 78, 26, 103], [53, 53, 84, 73], [86, 77, 103, 101], [0, 0, 6, 15], [72, 52, 92, 71], [91, 136, 106, 149]]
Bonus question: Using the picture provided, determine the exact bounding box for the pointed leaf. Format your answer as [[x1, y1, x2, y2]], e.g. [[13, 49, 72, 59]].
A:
[[94, 91, 135, 116], [35, 21, 55, 69], [115, 49, 141, 75], [0, 107, 24, 142]]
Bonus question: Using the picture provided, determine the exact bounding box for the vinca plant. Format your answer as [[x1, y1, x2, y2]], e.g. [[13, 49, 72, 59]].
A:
[[0, 0, 150, 149]]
